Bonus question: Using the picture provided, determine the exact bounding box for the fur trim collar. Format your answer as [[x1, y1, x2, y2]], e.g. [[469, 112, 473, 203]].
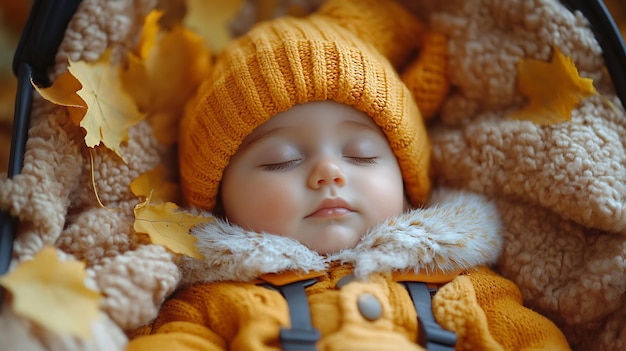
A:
[[184, 188, 502, 283]]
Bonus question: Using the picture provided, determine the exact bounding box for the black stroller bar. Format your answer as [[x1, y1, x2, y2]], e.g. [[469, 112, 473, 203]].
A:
[[12, 0, 83, 85], [561, 0, 626, 106], [1, 0, 83, 305]]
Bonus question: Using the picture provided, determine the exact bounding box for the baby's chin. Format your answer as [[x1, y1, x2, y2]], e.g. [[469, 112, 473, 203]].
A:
[[304, 226, 364, 255]]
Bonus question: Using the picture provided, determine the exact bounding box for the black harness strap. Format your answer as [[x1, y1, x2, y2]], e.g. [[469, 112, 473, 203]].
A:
[[403, 282, 457, 351], [263, 278, 320, 351]]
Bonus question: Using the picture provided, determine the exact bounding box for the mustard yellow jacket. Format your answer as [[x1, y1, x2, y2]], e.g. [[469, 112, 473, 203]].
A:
[[127, 190, 570, 350]]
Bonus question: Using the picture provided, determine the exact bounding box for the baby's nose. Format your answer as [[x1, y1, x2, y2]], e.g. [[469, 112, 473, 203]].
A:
[[308, 158, 346, 189]]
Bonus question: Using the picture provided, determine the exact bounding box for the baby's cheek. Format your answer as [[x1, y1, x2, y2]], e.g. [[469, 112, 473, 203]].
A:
[[236, 180, 302, 234], [360, 177, 405, 218]]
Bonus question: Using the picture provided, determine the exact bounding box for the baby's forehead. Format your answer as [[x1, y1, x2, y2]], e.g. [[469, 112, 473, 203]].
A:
[[256, 101, 379, 131], [239, 101, 382, 145]]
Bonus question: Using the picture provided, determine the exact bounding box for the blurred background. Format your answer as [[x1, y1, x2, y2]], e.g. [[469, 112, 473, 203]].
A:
[[1, 0, 625, 173], [0, 1, 31, 173]]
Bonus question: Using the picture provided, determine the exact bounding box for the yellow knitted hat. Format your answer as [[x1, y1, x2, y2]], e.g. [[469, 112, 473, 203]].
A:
[[179, 0, 448, 210]]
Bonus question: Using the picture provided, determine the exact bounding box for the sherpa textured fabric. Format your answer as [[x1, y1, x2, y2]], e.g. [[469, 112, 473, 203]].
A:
[[403, 1, 626, 349], [0, 0, 624, 350], [0, 1, 180, 350]]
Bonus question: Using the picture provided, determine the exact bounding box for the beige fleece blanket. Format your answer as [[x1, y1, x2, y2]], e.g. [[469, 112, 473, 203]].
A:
[[0, 0, 624, 350], [415, 2, 626, 350]]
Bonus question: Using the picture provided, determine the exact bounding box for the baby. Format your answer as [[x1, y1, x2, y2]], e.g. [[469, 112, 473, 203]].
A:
[[128, 0, 570, 350]]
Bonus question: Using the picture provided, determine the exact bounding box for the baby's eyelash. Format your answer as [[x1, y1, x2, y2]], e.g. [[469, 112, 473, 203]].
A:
[[262, 160, 300, 171], [346, 156, 378, 164]]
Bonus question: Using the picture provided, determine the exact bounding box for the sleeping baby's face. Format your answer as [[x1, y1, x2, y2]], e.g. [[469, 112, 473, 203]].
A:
[[220, 101, 407, 254]]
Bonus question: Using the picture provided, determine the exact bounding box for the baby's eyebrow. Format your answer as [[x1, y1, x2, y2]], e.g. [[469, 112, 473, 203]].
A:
[[341, 119, 384, 135], [238, 126, 286, 151], [239, 118, 382, 151]]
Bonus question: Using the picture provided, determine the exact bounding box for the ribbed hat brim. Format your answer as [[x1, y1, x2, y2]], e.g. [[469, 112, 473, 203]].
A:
[[180, 13, 431, 210]]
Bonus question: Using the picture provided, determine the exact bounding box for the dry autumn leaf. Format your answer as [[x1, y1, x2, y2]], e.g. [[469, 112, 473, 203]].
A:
[[130, 164, 180, 203], [67, 50, 147, 160], [134, 200, 210, 259], [0, 247, 102, 339], [138, 9, 162, 61], [184, 0, 243, 53], [145, 24, 211, 112], [132, 9, 212, 145], [511, 46, 597, 125], [32, 70, 87, 124], [120, 52, 151, 114], [32, 71, 85, 108]]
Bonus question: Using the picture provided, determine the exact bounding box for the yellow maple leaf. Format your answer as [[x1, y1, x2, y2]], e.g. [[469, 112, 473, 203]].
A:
[[137, 9, 163, 61], [134, 200, 210, 259], [31, 70, 88, 125], [145, 25, 211, 112], [511, 46, 597, 125], [144, 25, 211, 145], [120, 52, 151, 114], [184, 0, 243, 53], [145, 25, 211, 144], [130, 164, 180, 203], [132, 9, 212, 145], [67, 50, 146, 160], [31, 71, 85, 108], [0, 247, 102, 339]]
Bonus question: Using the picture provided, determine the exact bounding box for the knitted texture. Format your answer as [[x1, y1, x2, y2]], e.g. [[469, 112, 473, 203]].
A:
[[179, 0, 449, 210], [128, 266, 569, 351], [433, 268, 570, 350], [1, 0, 625, 350]]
